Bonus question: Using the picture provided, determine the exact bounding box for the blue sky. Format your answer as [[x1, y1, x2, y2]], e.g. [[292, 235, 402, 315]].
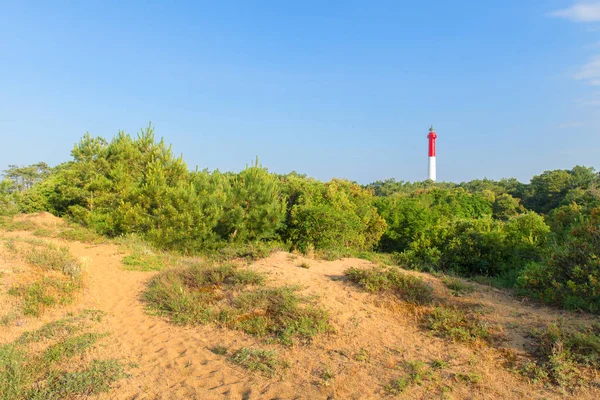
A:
[[1, 1, 599, 183]]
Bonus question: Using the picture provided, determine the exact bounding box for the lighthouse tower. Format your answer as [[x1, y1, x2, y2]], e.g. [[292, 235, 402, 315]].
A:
[[427, 126, 437, 181]]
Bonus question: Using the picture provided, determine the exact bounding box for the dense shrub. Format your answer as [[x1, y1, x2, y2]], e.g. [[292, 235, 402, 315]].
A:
[[283, 177, 386, 252], [376, 188, 492, 253], [216, 160, 286, 243], [518, 209, 600, 313]]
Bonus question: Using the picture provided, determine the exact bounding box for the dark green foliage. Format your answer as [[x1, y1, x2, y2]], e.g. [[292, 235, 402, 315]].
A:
[[217, 159, 286, 242], [283, 177, 386, 252], [493, 193, 524, 220], [523, 166, 600, 214], [345, 266, 433, 304], [518, 209, 600, 313], [376, 188, 492, 253]]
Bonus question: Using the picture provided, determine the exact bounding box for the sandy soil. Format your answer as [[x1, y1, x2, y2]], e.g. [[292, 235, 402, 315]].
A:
[[1, 213, 599, 399]]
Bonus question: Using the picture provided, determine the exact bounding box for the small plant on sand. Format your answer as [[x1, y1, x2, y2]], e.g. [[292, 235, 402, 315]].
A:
[[298, 261, 311, 269], [318, 365, 335, 386], [456, 371, 483, 385], [441, 276, 476, 296], [210, 346, 228, 355], [230, 347, 288, 377], [431, 359, 448, 369], [424, 306, 492, 344], [345, 266, 433, 305], [354, 348, 370, 362], [385, 360, 435, 395], [208, 241, 284, 263]]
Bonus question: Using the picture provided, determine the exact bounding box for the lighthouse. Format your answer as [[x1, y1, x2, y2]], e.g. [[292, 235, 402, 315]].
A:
[[427, 126, 437, 181]]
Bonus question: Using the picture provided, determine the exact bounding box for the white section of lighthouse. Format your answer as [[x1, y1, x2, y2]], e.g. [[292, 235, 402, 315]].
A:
[[427, 126, 437, 181]]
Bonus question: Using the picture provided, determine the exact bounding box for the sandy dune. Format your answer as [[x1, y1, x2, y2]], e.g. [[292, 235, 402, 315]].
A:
[[1, 213, 599, 399]]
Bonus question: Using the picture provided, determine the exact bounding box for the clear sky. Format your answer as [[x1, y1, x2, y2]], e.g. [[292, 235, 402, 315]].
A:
[[1, 1, 599, 183]]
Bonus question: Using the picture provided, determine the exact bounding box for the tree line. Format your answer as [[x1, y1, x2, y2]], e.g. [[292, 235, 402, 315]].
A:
[[2, 126, 599, 313]]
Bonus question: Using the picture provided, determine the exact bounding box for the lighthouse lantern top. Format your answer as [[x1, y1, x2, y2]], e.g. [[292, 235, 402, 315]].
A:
[[427, 125, 437, 139]]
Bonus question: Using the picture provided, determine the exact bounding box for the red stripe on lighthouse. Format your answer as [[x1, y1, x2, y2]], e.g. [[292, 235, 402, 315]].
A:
[[427, 127, 437, 157]]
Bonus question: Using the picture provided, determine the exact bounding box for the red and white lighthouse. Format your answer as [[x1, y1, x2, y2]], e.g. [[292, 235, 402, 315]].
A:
[[427, 125, 437, 181]]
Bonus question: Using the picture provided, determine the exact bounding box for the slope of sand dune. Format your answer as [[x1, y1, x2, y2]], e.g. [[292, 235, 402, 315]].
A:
[[1, 214, 599, 399]]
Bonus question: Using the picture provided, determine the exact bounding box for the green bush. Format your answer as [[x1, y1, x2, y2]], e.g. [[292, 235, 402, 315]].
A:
[[518, 209, 600, 313], [283, 177, 386, 252]]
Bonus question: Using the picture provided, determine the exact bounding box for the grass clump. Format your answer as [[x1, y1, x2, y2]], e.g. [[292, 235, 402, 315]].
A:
[[522, 322, 600, 388], [58, 226, 105, 244], [210, 346, 228, 355], [23, 243, 81, 278], [9, 278, 81, 317], [441, 276, 476, 296], [144, 263, 330, 344], [117, 236, 174, 272], [298, 261, 311, 269], [230, 347, 288, 377], [456, 371, 483, 385], [424, 306, 492, 344], [42, 332, 106, 363], [232, 286, 330, 344], [28, 359, 128, 398], [345, 266, 433, 305], [0, 311, 126, 400], [122, 251, 169, 272]]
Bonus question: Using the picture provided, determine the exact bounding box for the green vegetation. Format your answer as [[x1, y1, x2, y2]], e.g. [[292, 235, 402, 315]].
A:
[[210, 346, 228, 355], [441, 276, 476, 296], [3, 127, 600, 315], [424, 306, 492, 344], [230, 347, 288, 377], [523, 322, 600, 388], [2, 238, 83, 319], [144, 262, 330, 344], [345, 266, 433, 304], [385, 360, 437, 395], [9, 278, 80, 317], [0, 311, 128, 400]]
